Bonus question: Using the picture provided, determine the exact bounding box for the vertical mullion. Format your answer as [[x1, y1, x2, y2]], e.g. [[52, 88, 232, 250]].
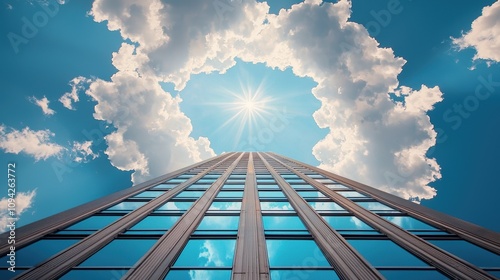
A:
[[233, 152, 270, 280], [125, 152, 245, 280], [0, 153, 231, 255], [257, 152, 383, 280], [267, 152, 495, 280], [270, 152, 500, 254], [14, 153, 235, 280]]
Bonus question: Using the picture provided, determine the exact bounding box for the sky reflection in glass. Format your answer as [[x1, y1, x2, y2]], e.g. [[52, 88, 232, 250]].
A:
[[266, 239, 330, 267], [173, 239, 236, 267]]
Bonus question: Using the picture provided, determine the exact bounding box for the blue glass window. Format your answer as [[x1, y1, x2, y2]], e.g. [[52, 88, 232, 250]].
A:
[[297, 191, 326, 198], [132, 190, 164, 199], [196, 216, 239, 231], [271, 270, 339, 280], [322, 216, 375, 232], [259, 191, 286, 198], [260, 201, 294, 211], [65, 215, 121, 230], [308, 201, 345, 211], [105, 201, 146, 212], [175, 191, 205, 198], [130, 215, 180, 230], [173, 239, 236, 267], [209, 201, 242, 210], [347, 239, 428, 267], [428, 240, 500, 268], [0, 239, 79, 266], [165, 270, 231, 280], [61, 269, 129, 280], [216, 191, 243, 198], [266, 239, 331, 267], [79, 239, 157, 266], [379, 270, 448, 280], [337, 191, 368, 198], [156, 201, 194, 212], [263, 216, 307, 231], [356, 201, 398, 212]]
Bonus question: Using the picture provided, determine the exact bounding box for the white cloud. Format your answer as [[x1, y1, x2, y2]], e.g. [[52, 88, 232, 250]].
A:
[[453, 0, 500, 63], [86, 69, 215, 184], [71, 140, 98, 163], [87, 0, 442, 200], [0, 125, 64, 161], [0, 189, 36, 233], [29, 95, 55, 115], [59, 76, 91, 110]]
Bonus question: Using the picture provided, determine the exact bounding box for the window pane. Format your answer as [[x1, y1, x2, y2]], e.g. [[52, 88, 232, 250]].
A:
[[428, 240, 500, 268], [266, 240, 330, 267], [175, 191, 205, 198], [156, 201, 194, 211], [261, 202, 294, 211], [106, 201, 146, 211], [216, 191, 243, 198], [173, 239, 236, 267], [297, 191, 326, 198], [383, 216, 439, 231], [308, 202, 344, 211], [131, 216, 180, 230], [271, 270, 339, 280], [322, 216, 374, 231], [356, 201, 396, 211], [79, 239, 157, 266], [61, 269, 129, 280], [132, 190, 164, 199], [196, 216, 239, 231], [347, 239, 428, 267], [337, 191, 368, 198], [65, 215, 121, 230], [0, 239, 79, 266], [380, 270, 448, 280], [209, 201, 242, 210], [259, 191, 286, 198], [165, 270, 231, 280], [263, 216, 307, 231]]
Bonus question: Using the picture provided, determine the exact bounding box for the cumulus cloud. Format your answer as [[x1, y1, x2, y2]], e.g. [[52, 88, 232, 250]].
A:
[[86, 0, 442, 200], [453, 0, 500, 63], [0, 189, 36, 233], [0, 125, 64, 161], [29, 95, 55, 115], [236, 0, 442, 200], [71, 140, 98, 163], [86, 68, 215, 183], [59, 76, 92, 110]]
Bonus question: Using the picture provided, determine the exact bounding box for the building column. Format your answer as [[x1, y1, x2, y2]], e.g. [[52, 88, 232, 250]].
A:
[[233, 153, 270, 280], [266, 152, 495, 280], [125, 152, 245, 279], [15, 153, 236, 280], [258, 152, 383, 280]]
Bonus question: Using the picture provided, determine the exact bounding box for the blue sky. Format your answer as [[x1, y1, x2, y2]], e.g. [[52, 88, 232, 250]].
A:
[[0, 0, 499, 233]]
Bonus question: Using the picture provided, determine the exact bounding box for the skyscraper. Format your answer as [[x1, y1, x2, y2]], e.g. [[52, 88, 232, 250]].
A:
[[1, 152, 499, 280]]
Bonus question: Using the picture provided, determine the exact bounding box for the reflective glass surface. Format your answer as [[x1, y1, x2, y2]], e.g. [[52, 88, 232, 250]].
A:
[[259, 191, 286, 198], [356, 201, 396, 211], [132, 190, 165, 199], [173, 239, 236, 267], [263, 216, 307, 231], [337, 191, 368, 198], [266, 239, 330, 267], [260, 201, 294, 211], [156, 201, 194, 211], [307, 201, 344, 211], [322, 216, 374, 231], [347, 239, 428, 267], [175, 191, 205, 198], [65, 215, 121, 230], [196, 216, 239, 231], [209, 201, 242, 210], [165, 270, 231, 280], [428, 240, 500, 267], [79, 239, 157, 266], [383, 216, 439, 230], [271, 270, 339, 280], [0, 239, 79, 266], [61, 270, 129, 280], [131, 215, 180, 230], [106, 201, 146, 211], [380, 270, 448, 280], [216, 191, 244, 198]]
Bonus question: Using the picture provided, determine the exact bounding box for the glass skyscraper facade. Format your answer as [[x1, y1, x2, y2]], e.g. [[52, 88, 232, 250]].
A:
[[1, 152, 499, 279]]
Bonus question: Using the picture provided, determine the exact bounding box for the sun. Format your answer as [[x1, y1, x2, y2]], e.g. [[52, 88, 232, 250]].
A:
[[210, 77, 275, 149]]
